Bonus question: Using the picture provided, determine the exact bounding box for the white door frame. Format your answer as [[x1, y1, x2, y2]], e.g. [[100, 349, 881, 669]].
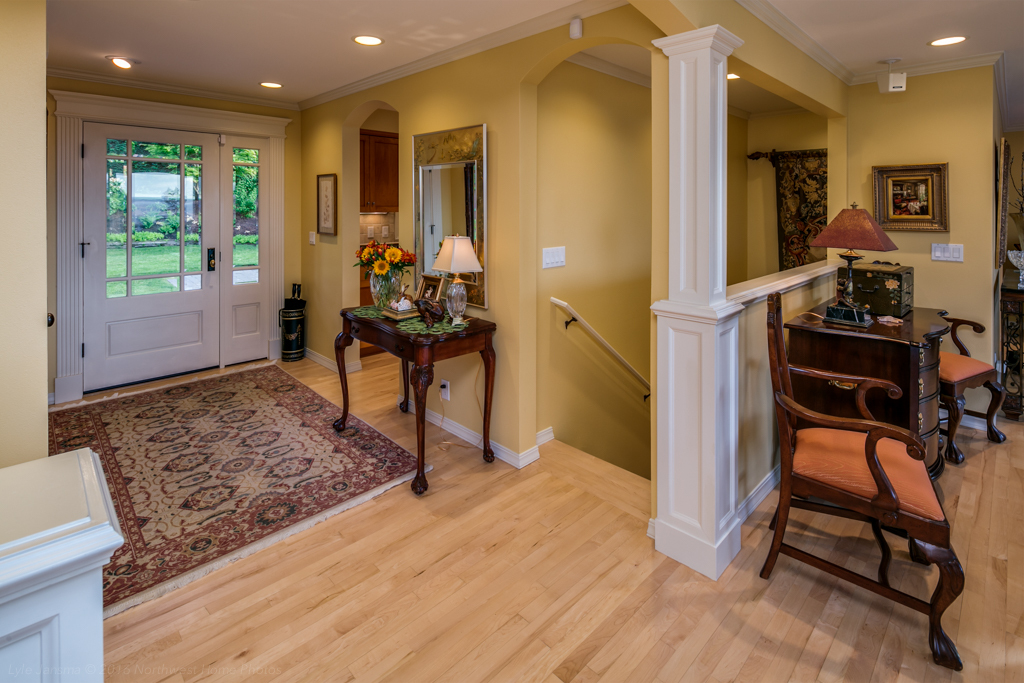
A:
[[51, 90, 290, 403]]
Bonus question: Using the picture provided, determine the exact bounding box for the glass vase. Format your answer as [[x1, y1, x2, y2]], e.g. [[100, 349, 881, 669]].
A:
[[369, 270, 402, 308]]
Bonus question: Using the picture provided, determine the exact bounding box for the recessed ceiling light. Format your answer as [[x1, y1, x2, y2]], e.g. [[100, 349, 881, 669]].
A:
[[354, 35, 383, 46], [727, 73, 740, 80], [260, 82, 282, 88], [107, 56, 133, 69], [930, 36, 966, 46]]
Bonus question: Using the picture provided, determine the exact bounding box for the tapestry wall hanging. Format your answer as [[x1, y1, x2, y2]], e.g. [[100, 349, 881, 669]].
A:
[[750, 148, 828, 271]]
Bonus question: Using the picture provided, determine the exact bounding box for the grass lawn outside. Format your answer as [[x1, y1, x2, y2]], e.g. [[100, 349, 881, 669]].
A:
[[107, 243, 258, 279]]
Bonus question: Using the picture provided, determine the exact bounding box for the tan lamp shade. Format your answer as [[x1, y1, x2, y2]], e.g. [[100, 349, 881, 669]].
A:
[[433, 236, 482, 274], [810, 207, 898, 252]]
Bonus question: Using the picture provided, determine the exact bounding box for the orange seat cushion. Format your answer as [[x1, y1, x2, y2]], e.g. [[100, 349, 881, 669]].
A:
[[793, 428, 944, 521], [939, 351, 993, 383]]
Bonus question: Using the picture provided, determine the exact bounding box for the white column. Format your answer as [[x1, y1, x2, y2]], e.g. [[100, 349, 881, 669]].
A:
[[651, 25, 745, 580], [54, 113, 85, 404], [0, 449, 123, 680]]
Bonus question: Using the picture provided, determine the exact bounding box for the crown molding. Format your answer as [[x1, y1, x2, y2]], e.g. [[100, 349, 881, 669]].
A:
[[735, 0, 855, 84], [298, 0, 628, 110], [728, 105, 750, 120], [992, 54, 1021, 132], [847, 51, 1004, 85], [565, 52, 651, 88], [47, 67, 301, 111]]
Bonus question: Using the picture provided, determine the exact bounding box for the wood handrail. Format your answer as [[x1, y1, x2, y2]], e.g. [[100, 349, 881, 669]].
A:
[[550, 297, 650, 394]]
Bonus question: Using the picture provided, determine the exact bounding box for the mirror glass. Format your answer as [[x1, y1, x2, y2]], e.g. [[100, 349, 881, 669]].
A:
[[413, 124, 486, 308]]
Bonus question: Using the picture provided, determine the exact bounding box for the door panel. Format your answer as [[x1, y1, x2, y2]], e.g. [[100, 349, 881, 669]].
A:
[[220, 138, 269, 366], [84, 124, 221, 391]]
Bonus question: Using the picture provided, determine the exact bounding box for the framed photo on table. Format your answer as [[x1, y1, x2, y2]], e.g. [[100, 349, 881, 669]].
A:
[[317, 173, 337, 235], [872, 163, 948, 231], [416, 275, 444, 302]]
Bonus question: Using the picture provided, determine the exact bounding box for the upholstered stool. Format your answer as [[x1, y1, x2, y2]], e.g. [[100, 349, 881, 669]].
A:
[[938, 315, 1006, 464]]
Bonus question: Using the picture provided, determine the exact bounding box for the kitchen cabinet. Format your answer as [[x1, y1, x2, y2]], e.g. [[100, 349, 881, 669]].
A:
[[360, 130, 399, 213]]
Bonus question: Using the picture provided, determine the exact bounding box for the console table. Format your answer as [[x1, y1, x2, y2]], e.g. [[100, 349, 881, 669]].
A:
[[333, 309, 496, 494], [785, 304, 950, 479]]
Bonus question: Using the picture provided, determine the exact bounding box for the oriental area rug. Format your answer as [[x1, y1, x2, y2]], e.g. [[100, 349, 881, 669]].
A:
[[48, 364, 419, 617]]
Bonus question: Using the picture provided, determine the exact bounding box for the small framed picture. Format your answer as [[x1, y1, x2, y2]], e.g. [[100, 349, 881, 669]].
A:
[[416, 275, 444, 302], [317, 173, 337, 235], [872, 163, 948, 231]]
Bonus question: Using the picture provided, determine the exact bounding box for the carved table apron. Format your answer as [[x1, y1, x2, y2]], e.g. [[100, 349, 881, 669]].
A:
[[333, 308, 497, 494]]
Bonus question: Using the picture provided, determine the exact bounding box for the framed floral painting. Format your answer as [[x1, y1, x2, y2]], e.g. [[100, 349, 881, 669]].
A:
[[872, 163, 948, 231]]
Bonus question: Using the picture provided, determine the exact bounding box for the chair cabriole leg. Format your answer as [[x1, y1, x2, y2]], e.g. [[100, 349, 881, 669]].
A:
[[915, 540, 965, 671], [983, 379, 1007, 443], [869, 520, 891, 587], [942, 394, 966, 464], [760, 489, 790, 580]]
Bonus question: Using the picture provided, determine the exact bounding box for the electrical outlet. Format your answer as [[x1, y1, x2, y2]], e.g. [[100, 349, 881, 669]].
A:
[[382, 225, 389, 239], [439, 380, 450, 401], [367, 226, 375, 239], [309, 231, 316, 245]]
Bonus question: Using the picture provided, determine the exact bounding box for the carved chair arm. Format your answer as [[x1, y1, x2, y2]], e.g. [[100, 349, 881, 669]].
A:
[[788, 364, 902, 421], [938, 313, 984, 358], [775, 393, 926, 522]]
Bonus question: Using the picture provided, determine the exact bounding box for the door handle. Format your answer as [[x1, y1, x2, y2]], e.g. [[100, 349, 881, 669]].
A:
[[79, 242, 91, 257], [207, 247, 216, 271], [47, 313, 54, 327]]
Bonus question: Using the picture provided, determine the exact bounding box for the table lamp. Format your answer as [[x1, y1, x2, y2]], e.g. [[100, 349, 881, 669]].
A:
[[810, 203, 898, 327], [432, 236, 482, 325]]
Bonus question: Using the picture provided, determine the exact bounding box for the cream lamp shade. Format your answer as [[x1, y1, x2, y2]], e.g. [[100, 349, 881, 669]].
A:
[[433, 236, 482, 274]]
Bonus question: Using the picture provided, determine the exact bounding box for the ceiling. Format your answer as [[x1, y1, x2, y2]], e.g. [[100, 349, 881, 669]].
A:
[[46, 0, 1023, 128], [754, 0, 1024, 130], [46, 0, 615, 109]]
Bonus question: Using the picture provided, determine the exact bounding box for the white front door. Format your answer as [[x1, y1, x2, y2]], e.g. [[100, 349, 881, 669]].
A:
[[83, 124, 221, 391]]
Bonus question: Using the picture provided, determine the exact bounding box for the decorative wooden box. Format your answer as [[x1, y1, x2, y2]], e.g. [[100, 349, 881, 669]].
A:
[[844, 261, 914, 318]]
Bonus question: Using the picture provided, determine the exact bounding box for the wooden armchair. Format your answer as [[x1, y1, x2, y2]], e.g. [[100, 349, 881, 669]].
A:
[[761, 293, 964, 670], [937, 313, 1006, 464]]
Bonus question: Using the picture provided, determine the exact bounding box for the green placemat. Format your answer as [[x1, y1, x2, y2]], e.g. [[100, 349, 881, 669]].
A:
[[351, 306, 387, 319], [397, 317, 468, 335]]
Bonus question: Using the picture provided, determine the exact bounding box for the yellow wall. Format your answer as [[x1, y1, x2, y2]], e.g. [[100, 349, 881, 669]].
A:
[[848, 67, 997, 410], [44, 78, 302, 393], [745, 110, 828, 280], [535, 61, 652, 477], [0, 0, 48, 466], [361, 108, 398, 134], [726, 114, 749, 285], [300, 5, 664, 456]]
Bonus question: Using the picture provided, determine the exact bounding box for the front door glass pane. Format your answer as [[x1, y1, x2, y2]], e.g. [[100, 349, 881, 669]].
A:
[[132, 141, 181, 159], [232, 157, 259, 268], [132, 276, 180, 295], [184, 164, 202, 272], [131, 161, 181, 276], [106, 159, 127, 279], [107, 139, 127, 156]]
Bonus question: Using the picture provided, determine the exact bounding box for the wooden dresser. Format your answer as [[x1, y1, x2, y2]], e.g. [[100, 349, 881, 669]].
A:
[[785, 304, 950, 479]]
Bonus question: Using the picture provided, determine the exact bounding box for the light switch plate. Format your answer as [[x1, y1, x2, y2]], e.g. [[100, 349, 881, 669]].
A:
[[382, 225, 389, 238], [309, 231, 316, 245], [542, 246, 566, 269], [931, 243, 963, 262], [367, 226, 374, 239]]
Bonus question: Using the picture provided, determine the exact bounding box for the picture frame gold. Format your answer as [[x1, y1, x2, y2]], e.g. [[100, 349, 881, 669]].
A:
[[416, 274, 444, 302], [316, 173, 337, 235], [872, 163, 948, 231], [996, 138, 1012, 267]]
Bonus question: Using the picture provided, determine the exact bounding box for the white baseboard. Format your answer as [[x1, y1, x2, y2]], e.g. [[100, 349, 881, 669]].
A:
[[647, 518, 655, 539], [939, 407, 987, 432], [651, 464, 780, 580], [400, 396, 539, 469], [536, 427, 555, 447], [48, 393, 55, 406], [305, 348, 361, 375]]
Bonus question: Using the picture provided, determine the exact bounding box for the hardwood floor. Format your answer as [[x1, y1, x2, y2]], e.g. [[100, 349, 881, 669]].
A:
[[88, 355, 1022, 682]]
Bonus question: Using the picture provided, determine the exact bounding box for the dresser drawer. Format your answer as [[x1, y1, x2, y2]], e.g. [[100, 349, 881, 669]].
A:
[[918, 367, 939, 400], [917, 343, 939, 369], [917, 394, 939, 434]]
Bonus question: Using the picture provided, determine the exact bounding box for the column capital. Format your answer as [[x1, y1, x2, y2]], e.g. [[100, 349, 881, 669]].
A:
[[652, 24, 744, 57]]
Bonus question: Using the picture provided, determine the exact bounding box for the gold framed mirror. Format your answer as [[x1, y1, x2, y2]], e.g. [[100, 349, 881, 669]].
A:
[[413, 124, 487, 308]]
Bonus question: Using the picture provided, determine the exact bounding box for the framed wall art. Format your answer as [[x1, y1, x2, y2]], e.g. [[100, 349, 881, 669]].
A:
[[317, 173, 337, 235], [996, 138, 1012, 267], [872, 163, 948, 231]]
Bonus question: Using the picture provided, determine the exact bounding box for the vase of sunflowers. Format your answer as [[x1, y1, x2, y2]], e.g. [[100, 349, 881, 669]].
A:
[[354, 240, 417, 309]]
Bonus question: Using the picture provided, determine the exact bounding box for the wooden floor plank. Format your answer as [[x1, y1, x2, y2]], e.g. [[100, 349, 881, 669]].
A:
[[87, 356, 1022, 682]]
